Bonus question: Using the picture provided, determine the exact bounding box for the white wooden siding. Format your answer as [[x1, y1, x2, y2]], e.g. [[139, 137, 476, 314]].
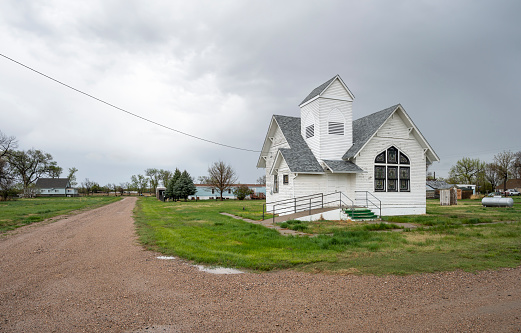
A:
[[376, 113, 409, 139], [321, 79, 353, 101], [301, 100, 320, 158], [265, 122, 290, 204], [353, 115, 427, 215], [317, 98, 353, 160]]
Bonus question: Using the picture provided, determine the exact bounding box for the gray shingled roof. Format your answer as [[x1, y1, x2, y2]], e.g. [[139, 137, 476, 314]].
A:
[[342, 104, 400, 160], [426, 180, 453, 190], [299, 76, 337, 106], [35, 178, 71, 188], [322, 160, 363, 173], [273, 115, 324, 173]]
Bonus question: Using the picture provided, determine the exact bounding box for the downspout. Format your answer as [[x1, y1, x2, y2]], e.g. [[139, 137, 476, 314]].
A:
[[292, 173, 299, 199]]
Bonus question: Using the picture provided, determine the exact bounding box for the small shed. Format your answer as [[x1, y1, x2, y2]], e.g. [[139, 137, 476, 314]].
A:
[[156, 187, 166, 201], [440, 187, 458, 206], [426, 180, 453, 199]]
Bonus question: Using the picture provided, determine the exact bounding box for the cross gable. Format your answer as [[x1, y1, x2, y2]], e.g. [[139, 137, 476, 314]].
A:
[[343, 104, 440, 164]]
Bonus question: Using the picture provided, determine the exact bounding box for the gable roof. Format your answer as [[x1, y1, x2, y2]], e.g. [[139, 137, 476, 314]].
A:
[[343, 104, 440, 163], [35, 178, 71, 188], [273, 115, 324, 173], [343, 105, 398, 160], [299, 75, 354, 107], [426, 180, 453, 190]]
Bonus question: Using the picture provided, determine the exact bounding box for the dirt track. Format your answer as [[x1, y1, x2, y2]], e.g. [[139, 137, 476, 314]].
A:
[[1, 197, 520, 332]]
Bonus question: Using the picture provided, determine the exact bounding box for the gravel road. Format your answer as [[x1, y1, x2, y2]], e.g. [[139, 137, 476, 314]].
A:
[[1, 197, 520, 332]]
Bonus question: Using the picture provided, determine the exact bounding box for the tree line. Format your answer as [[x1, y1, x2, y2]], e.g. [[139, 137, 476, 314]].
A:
[[79, 161, 264, 201], [0, 131, 78, 200], [434, 150, 521, 193], [2, 131, 266, 201]]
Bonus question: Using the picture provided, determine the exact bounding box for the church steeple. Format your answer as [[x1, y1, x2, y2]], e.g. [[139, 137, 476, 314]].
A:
[[299, 75, 354, 161]]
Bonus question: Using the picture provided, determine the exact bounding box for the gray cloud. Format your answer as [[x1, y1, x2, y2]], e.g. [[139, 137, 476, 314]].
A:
[[1, 0, 520, 185]]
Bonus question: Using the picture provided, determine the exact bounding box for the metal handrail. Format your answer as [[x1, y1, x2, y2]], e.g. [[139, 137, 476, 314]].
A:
[[263, 191, 359, 222], [355, 191, 382, 217]]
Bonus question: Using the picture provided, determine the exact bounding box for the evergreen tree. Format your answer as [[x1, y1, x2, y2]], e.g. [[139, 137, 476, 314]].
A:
[[166, 168, 182, 200], [173, 170, 196, 201]]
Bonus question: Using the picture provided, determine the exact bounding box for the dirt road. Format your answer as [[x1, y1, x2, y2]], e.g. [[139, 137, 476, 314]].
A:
[[1, 197, 520, 332]]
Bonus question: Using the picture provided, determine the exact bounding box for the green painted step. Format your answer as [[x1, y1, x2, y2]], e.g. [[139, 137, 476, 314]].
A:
[[344, 208, 378, 220]]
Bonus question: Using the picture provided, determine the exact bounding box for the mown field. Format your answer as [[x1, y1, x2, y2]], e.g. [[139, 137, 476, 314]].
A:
[[134, 197, 521, 275], [0, 196, 122, 233]]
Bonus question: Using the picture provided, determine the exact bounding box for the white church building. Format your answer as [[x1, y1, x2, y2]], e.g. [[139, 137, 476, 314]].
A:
[[257, 75, 439, 216]]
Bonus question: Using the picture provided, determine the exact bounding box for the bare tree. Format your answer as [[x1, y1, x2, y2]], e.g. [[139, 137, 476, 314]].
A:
[[0, 158, 16, 200], [145, 168, 161, 194], [198, 175, 210, 184], [494, 151, 515, 192], [484, 163, 500, 193], [131, 174, 148, 195], [0, 132, 18, 200], [117, 183, 125, 196], [207, 161, 237, 200], [67, 167, 78, 187], [82, 178, 95, 196], [0, 131, 17, 159], [158, 169, 173, 188], [256, 175, 266, 185], [512, 151, 521, 179]]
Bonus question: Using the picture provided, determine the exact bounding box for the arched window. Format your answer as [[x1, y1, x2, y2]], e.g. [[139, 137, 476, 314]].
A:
[[374, 146, 410, 192], [303, 113, 316, 139]]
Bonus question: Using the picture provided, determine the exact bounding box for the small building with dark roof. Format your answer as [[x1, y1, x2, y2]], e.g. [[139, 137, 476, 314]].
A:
[[35, 178, 78, 197], [257, 75, 439, 216]]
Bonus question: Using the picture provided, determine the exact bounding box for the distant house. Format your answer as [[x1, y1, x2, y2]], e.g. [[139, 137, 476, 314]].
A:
[[257, 75, 439, 216], [35, 178, 78, 197], [495, 179, 521, 193], [188, 184, 266, 200]]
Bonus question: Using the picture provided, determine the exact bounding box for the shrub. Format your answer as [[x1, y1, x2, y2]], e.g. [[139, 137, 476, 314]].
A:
[[233, 184, 253, 200]]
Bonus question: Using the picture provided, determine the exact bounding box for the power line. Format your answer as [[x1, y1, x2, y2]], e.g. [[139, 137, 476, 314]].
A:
[[0, 53, 261, 153]]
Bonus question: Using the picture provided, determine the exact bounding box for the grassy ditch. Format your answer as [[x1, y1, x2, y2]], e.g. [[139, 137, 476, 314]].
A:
[[134, 197, 521, 275], [0, 196, 122, 232]]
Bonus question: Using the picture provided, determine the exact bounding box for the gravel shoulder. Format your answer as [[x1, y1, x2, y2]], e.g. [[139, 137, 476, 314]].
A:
[[1, 197, 520, 332]]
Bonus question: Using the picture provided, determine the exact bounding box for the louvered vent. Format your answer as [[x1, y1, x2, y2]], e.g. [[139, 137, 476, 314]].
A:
[[305, 124, 314, 138], [328, 122, 344, 135]]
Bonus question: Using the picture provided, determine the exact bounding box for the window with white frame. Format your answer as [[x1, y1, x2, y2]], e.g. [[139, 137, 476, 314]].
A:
[[374, 146, 410, 192], [273, 174, 279, 193]]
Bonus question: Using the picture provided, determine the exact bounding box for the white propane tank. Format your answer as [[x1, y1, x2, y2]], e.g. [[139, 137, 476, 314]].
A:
[[481, 196, 514, 207]]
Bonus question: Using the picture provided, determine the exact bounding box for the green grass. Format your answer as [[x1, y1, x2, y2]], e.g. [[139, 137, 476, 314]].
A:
[[0, 196, 122, 232], [385, 198, 521, 226], [134, 197, 521, 275]]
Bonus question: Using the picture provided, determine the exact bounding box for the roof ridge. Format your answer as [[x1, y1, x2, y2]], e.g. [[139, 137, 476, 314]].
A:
[[299, 75, 338, 106]]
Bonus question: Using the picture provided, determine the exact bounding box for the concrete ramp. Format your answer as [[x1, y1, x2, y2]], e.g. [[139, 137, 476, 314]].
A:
[[268, 206, 345, 223]]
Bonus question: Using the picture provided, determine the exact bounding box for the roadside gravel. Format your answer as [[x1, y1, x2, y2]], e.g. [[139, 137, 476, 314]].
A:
[[1, 197, 520, 332]]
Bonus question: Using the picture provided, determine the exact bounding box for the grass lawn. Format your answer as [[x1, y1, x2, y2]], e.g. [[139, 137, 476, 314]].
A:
[[385, 198, 521, 226], [134, 197, 521, 275], [0, 196, 122, 233]]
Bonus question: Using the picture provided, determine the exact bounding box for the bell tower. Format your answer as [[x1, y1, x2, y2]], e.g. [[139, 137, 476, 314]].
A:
[[299, 75, 354, 160]]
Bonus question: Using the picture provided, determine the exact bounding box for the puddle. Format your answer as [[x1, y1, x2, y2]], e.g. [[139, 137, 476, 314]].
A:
[[195, 265, 244, 275], [156, 256, 243, 274]]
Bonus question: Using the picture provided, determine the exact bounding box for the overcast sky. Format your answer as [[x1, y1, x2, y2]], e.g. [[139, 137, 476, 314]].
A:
[[1, 0, 520, 187]]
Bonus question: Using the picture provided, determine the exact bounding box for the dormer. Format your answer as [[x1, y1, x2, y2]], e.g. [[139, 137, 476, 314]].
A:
[[299, 75, 354, 160]]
